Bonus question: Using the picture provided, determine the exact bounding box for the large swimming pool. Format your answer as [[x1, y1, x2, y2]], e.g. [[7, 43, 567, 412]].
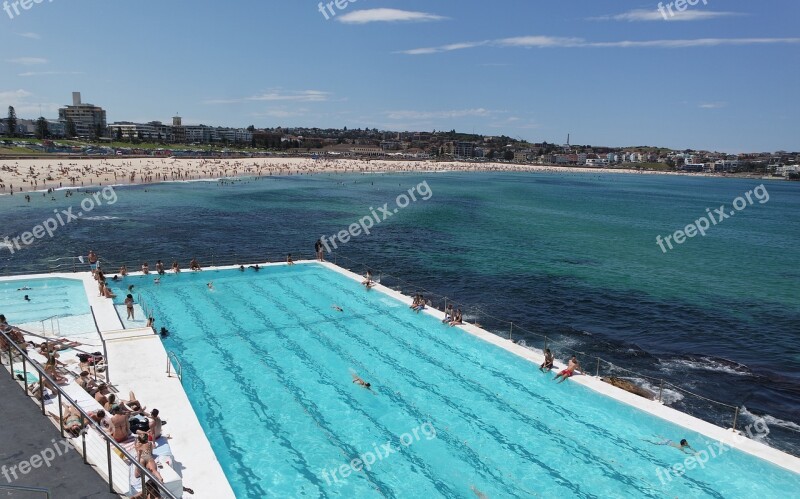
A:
[[113, 264, 799, 498]]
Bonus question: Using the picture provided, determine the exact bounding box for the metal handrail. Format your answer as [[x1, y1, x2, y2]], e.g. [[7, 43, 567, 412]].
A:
[[0, 327, 179, 499], [166, 351, 182, 382], [0, 484, 51, 498]]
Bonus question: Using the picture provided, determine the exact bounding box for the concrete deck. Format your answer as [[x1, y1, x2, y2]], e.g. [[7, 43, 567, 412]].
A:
[[1, 271, 234, 499], [0, 370, 116, 498]]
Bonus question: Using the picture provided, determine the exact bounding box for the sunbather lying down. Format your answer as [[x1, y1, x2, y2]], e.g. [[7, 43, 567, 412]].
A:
[[52, 404, 86, 437]]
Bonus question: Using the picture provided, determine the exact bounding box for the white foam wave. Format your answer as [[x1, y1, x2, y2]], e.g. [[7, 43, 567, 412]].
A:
[[740, 406, 800, 434], [82, 216, 119, 221], [659, 357, 751, 377]]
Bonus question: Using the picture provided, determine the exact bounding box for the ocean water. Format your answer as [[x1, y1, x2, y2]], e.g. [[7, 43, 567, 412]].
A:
[[1, 171, 799, 456]]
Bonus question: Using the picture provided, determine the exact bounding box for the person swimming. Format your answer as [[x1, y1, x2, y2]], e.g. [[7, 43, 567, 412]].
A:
[[646, 437, 697, 454], [332, 305, 344, 312], [207, 282, 214, 290], [352, 373, 371, 390]]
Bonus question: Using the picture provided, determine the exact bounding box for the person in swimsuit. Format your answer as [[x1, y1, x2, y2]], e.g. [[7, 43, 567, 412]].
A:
[[286, 254, 295, 265], [331, 305, 344, 312], [125, 294, 135, 320], [109, 408, 131, 443], [449, 308, 463, 326], [646, 437, 697, 454], [540, 349, 554, 372], [141, 262, 150, 274], [442, 304, 454, 324], [553, 356, 580, 383], [59, 405, 85, 437], [171, 261, 181, 273], [135, 432, 164, 482], [352, 373, 371, 390], [190, 258, 201, 271], [362, 270, 373, 287]]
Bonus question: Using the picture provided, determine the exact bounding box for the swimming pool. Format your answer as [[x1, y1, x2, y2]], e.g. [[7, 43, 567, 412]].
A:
[[0, 277, 94, 336], [114, 264, 799, 498]]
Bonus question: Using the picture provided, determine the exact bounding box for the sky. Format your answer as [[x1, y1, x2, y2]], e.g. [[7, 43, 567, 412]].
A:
[[0, 0, 798, 153]]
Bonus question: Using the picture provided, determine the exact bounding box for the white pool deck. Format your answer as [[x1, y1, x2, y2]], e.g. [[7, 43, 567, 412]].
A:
[[2, 260, 799, 498]]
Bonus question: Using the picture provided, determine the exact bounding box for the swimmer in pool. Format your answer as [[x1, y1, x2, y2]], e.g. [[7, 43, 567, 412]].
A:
[[352, 373, 371, 390], [646, 437, 696, 454], [332, 305, 343, 312]]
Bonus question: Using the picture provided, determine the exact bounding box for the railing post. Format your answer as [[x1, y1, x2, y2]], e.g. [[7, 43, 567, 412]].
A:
[[58, 391, 64, 438], [106, 439, 113, 493], [595, 358, 600, 377], [732, 406, 740, 432], [82, 429, 87, 464], [509, 322, 513, 340], [22, 356, 28, 392], [658, 379, 664, 403], [544, 335, 548, 352]]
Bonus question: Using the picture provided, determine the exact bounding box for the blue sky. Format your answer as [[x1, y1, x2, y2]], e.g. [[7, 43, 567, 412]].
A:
[[1, 0, 798, 152]]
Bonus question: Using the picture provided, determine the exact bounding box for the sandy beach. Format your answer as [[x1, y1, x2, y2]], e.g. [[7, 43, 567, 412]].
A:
[[0, 156, 723, 195]]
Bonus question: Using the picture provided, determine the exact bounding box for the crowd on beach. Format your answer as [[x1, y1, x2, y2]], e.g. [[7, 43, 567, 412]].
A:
[[0, 156, 687, 196]]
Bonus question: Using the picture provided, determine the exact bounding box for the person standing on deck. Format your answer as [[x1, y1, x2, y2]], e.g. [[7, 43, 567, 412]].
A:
[[88, 250, 98, 274]]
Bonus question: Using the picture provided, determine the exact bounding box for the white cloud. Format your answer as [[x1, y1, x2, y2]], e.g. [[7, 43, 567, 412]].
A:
[[0, 89, 59, 117], [248, 90, 329, 102], [16, 32, 41, 39], [385, 108, 494, 120], [591, 9, 742, 22], [0, 89, 33, 101], [204, 90, 330, 105], [337, 8, 446, 24], [6, 57, 48, 65], [253, 108, 309, 118], [699, 102, 728, 109], [18, 71, 84, 77], [497, 36, 584, 48], [400, 36, 800, 54]]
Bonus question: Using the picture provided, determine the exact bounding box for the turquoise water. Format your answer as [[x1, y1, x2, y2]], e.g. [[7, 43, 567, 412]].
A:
[[0, 277, 89, 324], [3, 171, 799, 453], [113, 264, 799, 498]]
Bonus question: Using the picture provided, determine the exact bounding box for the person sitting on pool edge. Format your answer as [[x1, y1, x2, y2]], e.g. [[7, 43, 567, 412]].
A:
[[449, 308, 463, 327], [287, 253, 295, 265], [190, 258, 202, 271], [553, 355, 580, 383], [539, 349, 554, 372]]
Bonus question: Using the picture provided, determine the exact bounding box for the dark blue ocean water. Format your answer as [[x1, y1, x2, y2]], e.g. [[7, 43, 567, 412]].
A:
[[1, 171, 799, 456]]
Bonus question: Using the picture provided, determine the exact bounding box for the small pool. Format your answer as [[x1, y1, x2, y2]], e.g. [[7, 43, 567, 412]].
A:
[[114, 264, 799, 498], [0, 277, 94, 336]]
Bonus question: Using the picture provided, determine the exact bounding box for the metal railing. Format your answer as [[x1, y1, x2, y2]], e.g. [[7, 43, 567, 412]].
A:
[[166, 351, 182, 382], [0, 485, 51, 498], [328, 253, 747, 432], [0, 327, 179, 499]]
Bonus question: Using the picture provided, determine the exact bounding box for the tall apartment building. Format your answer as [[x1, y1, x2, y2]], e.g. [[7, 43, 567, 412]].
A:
[[57, 92, 107, 138]]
